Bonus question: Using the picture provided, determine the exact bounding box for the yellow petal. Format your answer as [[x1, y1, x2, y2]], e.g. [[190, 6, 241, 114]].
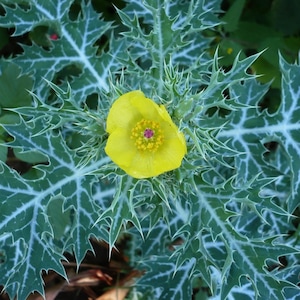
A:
[[106, 138, 157, 178], [153, 131, 186, 172], [157, 104, 175, 124], [161, 121, 187, 155], [125, 153, 157, 178], [106, 91, 143, 134], [130, 92, 164, 119], [125, 130, 186, 178], [105, 128, 137, 168]]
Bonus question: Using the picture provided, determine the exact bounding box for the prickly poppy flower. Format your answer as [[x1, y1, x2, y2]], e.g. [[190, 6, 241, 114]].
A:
[[105, 90, 187, 178]]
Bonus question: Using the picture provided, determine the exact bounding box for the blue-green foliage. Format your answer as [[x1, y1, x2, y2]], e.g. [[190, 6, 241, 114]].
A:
[[0, 0, 299, 299]]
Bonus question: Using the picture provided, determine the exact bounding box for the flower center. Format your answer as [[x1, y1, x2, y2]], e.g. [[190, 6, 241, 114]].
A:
[[144, 128, 154, 138], [131, 119, 164, 152]]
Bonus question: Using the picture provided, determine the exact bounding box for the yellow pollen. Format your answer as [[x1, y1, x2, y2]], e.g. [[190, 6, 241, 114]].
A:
[[131, 119, 164, 152]]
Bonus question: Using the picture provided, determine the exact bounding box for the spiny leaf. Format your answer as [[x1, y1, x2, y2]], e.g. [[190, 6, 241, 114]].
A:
[[117, 0, 222, 95], [0, 63, 33, 108], [172, 186, 298, 300], [218, 54, 300, 213], [0, 0, 124, 101], [138, 255, 195, 300], [0, 119, 111, 299]]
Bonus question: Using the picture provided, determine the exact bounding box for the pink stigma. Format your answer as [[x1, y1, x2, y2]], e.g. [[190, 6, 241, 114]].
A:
[[144, 128, 154, 138]]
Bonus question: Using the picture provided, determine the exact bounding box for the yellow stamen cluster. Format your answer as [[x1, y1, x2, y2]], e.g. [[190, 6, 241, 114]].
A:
[[131, 119, 164, 152]]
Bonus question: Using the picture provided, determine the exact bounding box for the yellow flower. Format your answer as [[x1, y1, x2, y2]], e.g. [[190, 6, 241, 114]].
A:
[[105, 90, 187, 178]]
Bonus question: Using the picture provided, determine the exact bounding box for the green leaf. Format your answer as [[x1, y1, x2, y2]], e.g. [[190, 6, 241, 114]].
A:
[[0, 0, 124, 101], [138, 255, 195, 300], [0, 64, 33, 108], [46, 196, 72, 240], [221, 0, 246, 32], [117, 0, 222, 95], [218, 54, 300, 213], [98, 176, 143, 252], [0, 1, 299, 299], [0, 119, 111, 299], [13, 147, 48, 164]]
